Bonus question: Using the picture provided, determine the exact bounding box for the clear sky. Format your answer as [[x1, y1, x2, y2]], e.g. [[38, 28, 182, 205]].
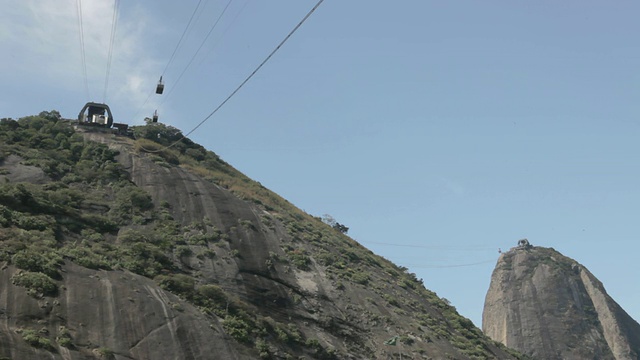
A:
[[1, 0, 638, 328]]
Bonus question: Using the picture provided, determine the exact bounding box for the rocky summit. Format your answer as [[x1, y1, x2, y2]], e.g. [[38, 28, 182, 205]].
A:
[[483, 240, 640, 360], [0, 113, 525, 359]]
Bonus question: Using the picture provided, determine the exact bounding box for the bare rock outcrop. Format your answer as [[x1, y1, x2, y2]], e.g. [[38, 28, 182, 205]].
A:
[[483, 244, 640, 360], [0, 155, 50, 184]]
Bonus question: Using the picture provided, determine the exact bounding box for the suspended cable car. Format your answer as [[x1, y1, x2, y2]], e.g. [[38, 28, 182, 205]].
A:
[[152, 110, 159, 123], [156, 76, 164, 94], [78, 102, 114, 128]]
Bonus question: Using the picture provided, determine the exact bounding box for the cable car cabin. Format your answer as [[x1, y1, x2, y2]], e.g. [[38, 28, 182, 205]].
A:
[[156, 76, 164, 94], [152, 110, 159, 123], [78, 102, 114, 128]]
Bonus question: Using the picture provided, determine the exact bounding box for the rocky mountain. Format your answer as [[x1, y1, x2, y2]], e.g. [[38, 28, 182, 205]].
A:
[[0, 112, 526, 359], [483, 240, 640, 360]]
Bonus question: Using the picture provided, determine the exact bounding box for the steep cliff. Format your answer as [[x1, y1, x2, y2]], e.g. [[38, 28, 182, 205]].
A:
[[483, 242, 640, 360], [0, 113, 525, 359]]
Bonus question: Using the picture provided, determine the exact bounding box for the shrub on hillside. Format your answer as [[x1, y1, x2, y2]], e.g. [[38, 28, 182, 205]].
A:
[[11, 271, 58, 297], [11, 249, 61, 278]]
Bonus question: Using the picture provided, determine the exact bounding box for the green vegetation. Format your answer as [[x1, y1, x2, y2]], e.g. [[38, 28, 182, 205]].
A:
[[94, 347, 114, 358], [11, 271, 57, 297], [283, 245, 311, 270], [11, 248, 61, 278], [0, 115, 191, 283], [0, 114, 526, 359], [223, 316, 252, 343], [56, 326, 73, 348], [18, 329, 55, 351], [56, 336, 72, 348]]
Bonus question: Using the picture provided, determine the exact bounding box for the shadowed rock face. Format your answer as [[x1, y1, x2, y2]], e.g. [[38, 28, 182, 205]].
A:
[[0, 126, 523, 359], [483, 245, 640, 360], [0, 155, 49, 184], [0, 263, 248, 360]]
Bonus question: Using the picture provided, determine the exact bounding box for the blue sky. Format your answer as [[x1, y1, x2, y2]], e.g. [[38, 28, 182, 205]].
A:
[[1, 0, 638, 327]]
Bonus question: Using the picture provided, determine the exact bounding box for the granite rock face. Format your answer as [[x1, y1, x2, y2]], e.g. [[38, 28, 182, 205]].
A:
[[0, 123, 523, 359], [0, 262, 248, 360], [483, 244, 640, 360]]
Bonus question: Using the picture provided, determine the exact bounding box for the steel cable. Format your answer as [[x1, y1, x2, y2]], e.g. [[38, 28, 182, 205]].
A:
[[139, 0, 325, 153], [157, 0, 234, 108], [162, 0, 206, 76], [131, 0, 212, 121], [103, 0, 120, 103], [76, 0, 90, 100]]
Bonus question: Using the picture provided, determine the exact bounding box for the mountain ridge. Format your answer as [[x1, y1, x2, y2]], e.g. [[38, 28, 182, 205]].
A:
[[0, 112, 525, 359]]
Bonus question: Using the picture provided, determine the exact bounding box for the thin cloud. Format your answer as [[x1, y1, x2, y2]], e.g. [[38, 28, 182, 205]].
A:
[[441, 178, 467, 198], [0, 0, 161, 116]]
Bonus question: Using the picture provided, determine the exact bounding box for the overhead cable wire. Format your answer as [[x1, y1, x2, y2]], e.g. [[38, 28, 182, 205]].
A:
[[158, 0, 235, 107], [75, 0, 90, 100], [131, 0, 220, 121], [161, 0, 206, 76], [103, 0, 120, 103], [361, 240, 495, 251], [400, 259, 497, 269], [195, 0, 250, 69], [130, 92, 155, 122], [191, 0, 212, 28], [141, 0, 325, 153]]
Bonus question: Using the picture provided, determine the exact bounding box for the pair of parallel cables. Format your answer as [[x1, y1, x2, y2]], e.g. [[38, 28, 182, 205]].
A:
[[138, 0, 325, 153], [74, 1, 492, 270], [76, 0, 120, 103]]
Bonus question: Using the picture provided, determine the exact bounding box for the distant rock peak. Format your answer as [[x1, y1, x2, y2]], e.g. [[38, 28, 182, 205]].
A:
[[483, 244, 640, 360]]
